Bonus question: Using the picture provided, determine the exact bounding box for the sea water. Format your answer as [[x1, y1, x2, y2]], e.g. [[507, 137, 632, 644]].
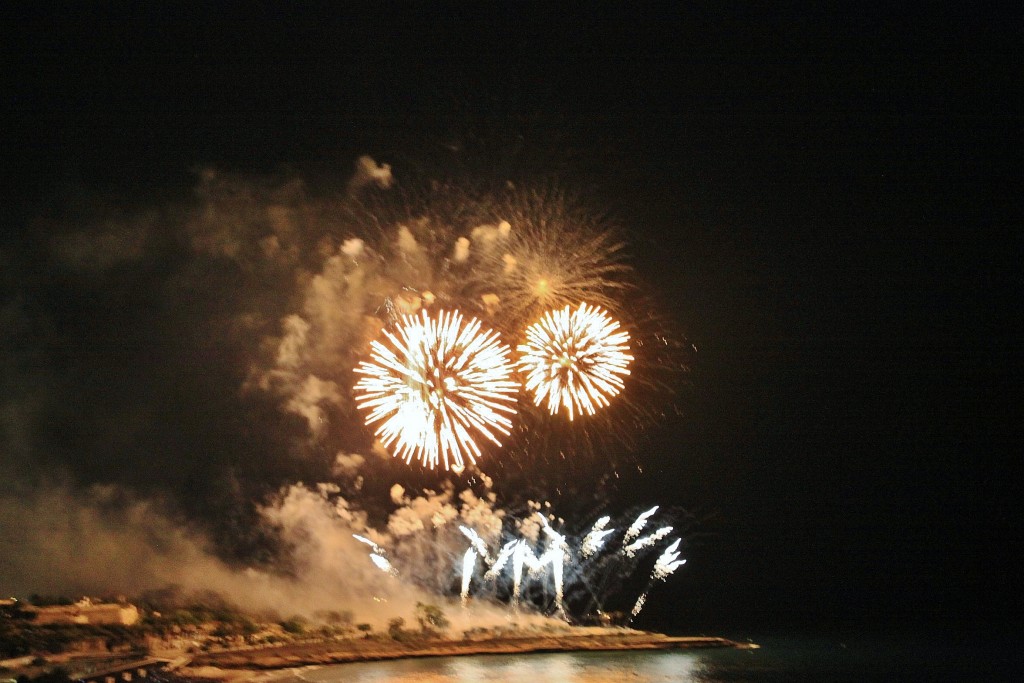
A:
[[263, 624, 1020, 682]]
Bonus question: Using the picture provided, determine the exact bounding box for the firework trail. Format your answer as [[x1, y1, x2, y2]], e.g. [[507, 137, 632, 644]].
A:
[[354, 534, 396, 575], [483, 540, 517, 581], [622, 505, 659, 546], [369, 554, 396, 575], [459, 524, 492, 561], [581, 516, 614, 558], [622, 525, 674, 557], [459, 525, 494, 605], [353, 534, 384, 553], [518, 303, 633, 420], [631, 538, 686, 618], [461, 548, 477, 606], [354, 309, 518, 471], [476, 531, 563, 612], [652, 538, 686, 580]]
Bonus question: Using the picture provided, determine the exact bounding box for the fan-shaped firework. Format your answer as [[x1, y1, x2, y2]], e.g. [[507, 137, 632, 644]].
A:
[[518, 303, 633, 420], [354, 309, 518, 471], [350, 494, 688, 622]]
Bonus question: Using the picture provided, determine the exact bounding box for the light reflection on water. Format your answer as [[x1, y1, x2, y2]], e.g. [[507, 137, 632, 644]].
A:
[[260, 624, 1022, 682], [279, 651, 707, 683], [445, 651, 701, 682]]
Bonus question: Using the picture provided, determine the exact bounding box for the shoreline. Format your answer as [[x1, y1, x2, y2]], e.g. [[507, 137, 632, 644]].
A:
[[181, 630, 755, 678]]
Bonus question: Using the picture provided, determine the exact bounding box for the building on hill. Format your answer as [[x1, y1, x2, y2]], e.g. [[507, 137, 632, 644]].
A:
[[30, 598, 139, 626]]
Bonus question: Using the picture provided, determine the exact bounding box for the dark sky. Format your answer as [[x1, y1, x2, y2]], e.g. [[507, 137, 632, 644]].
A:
[[2, 5, 1020, 631]]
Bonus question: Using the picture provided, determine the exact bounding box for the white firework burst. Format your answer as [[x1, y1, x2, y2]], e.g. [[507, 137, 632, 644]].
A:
[[354, 309, 518, 471], [518, 303, 633, 420]]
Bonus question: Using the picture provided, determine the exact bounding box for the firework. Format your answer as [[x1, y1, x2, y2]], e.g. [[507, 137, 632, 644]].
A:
[[369, 554, 395, 574], [459, 525, 492, 605], [354, 495, 686, 623], [631, 538, 686, 619], [517, 303, 632, 420], [354, 309, 519, 471], [461, 548, 477, 605], [483, 540, 518, 581], [539, 516, 569, 616], [622, 506, 659, 545], [474, 516, 569, 615], [652, 538, 686, 580], [459, 525, 492, 562], [236, 166, 682, 470], [623, 525, 674, 558], [581, 516, 614, 558], [353, 534, 396, 575], [630, 593, 647, 618], [353, 534, 383, 553], [481, 189, 631, 324]]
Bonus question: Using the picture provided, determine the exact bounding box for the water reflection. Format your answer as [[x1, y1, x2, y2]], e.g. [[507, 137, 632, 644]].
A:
[[289, 651, 705, 683], [266, 626, 1022, 682]]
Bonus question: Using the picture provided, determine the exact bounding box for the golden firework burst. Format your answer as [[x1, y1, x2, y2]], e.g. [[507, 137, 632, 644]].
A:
[[517, 303, 633, 420]]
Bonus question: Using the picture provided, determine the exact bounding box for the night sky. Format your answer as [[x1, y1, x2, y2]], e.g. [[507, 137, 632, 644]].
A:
[[2, 5, 1020, 633]]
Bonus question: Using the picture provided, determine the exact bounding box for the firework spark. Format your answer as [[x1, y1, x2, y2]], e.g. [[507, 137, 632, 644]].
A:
[[482, 189, 631, 324], [630, 593, 647, 618], [518, 303, 633, 420], [369, 554, 395, 574], [354, 309, 518, 471], [622, 505, 659, 546], [353, 534, 383, 553], [459, 525, 492, 562], [581, 515, 614, 558], [623, 525, 674, 558], [631, 538, 686, 619], [652, 538, 686, 580], [484, 540, 518, 581], [461, 548, 477, 605], [353, 534, 395, 575]]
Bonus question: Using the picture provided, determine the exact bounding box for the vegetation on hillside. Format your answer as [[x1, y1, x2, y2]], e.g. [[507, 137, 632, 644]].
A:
[[1, 587, 454, 661]]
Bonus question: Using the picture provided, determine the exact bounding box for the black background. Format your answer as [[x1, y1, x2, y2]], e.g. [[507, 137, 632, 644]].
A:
[[3, 4, 1020, 632]]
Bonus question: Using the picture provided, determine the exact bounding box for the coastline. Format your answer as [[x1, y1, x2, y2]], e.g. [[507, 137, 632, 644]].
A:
[[180, 629, 754, 679]]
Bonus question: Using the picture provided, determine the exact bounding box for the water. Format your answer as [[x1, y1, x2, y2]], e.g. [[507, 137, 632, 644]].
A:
[[264, 625, 1020, 682]]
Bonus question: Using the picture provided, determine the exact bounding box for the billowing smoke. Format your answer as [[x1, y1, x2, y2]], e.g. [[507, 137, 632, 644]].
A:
[[0, 474, 519, 627]]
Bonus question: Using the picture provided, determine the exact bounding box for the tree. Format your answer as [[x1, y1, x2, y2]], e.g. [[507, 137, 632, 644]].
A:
[[414, 603, 449, 635], [280, 616, 308, 635], [316, 610, 353, 627], [386, 617, 405, 640]]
